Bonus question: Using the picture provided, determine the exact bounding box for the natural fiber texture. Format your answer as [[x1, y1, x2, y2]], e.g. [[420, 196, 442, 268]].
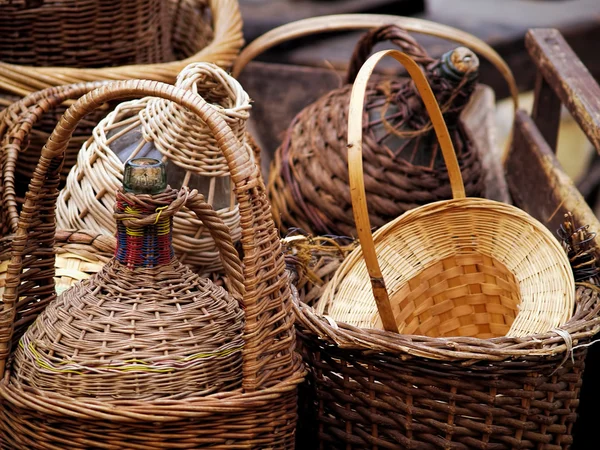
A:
[[0, 229, 113, 302], [13, 187, 245, 400], [0, 0, 240, 92], [295, 283, 600, 449], [0, 82, 108, 228], [267, 25, 485, 237], [0, 80, 303, 448], [0, 0, 181, 67], [317, 49, 574, 337], [318, 198, 576, 337], [283, 234, 356, 307], [56, 63, 253, 272], [0, 0, 242, 203]]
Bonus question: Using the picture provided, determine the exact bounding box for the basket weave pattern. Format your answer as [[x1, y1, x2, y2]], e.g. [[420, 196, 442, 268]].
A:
[[54, 63, 253, 271], [296, 285, 599, 450], [267, 26, 485, 237], [0, 80, 303, 448], [0, 0, 185, 67], [13, 188, 246, 399]]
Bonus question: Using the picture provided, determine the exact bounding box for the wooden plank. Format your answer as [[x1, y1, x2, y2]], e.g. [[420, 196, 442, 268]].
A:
[[505, 110, 598, 238], [531, 71, 561, 152], [525, 28, 600, 151], [238, 61, 343, 168], [461, 85, 511, 204]]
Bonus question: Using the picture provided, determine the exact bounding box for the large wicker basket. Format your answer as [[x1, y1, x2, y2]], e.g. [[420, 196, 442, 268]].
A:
[[282, 50, 591, 449], [0, 80, 304, 449], [232, 15, 519, 237], [0, 0, 243, 201]]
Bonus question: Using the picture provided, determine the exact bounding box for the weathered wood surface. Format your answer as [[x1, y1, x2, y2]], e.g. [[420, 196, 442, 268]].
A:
[[526, 28, 600, 152], [504, 28, 600, 450], [240, 61, 509, 203], [506, 110, 598, 239]]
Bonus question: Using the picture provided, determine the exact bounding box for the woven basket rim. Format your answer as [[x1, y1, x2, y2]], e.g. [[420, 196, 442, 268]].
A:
[[320, 196, 576, 337], [295, 283, 600, 362], [0, 0, 243, 97], [0, 360, 305, 420]]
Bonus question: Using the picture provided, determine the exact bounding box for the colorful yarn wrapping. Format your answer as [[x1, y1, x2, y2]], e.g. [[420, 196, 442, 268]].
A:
[[115, 191, 174, 269]]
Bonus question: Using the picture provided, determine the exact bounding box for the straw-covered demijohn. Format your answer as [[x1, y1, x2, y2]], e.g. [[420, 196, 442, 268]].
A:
[[12, 158, 245, 399]]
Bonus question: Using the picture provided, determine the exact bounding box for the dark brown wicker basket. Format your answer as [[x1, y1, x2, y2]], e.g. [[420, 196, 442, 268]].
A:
[[267, 26, 486, 237], [232, 15, 519, 238], [294, 285, 599, 449], [0, 0, 213, 68], [288, 210, 600, 449]]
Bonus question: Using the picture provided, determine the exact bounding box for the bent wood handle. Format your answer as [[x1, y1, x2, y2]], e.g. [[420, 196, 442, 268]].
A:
[[348, 49, 465, 333], [232, 14, 518, 109]]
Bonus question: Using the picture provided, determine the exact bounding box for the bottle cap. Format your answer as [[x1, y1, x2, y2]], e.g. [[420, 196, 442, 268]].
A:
[[123, 158, 167, 194], [440, 47, 479, 81]]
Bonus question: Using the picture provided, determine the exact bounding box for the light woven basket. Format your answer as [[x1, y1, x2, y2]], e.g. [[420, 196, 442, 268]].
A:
[[315, 49, 575, 338], [55, 63, 253, 271], [0, 79, 303, 449]]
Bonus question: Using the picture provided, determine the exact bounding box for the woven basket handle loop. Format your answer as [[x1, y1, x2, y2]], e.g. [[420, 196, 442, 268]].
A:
[[346, 24, 434, 84], [184, 192, 246, 301], [348, 49, 465, 332], [231, 14, 518, 153], [0, 82, 107, 234], [0, 80, 292, 392]]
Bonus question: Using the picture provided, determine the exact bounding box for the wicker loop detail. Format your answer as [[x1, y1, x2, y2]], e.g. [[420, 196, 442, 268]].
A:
[[0, 80, 297, 394], [346, 24, 435, 84], [0, 82, 108, 235]]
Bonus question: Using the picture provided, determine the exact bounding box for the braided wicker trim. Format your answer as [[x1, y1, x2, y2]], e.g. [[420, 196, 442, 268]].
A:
[[295, 283, 600, 362]]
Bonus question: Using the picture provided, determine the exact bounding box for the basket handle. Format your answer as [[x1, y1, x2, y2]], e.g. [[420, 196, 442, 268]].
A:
[[184, 193, 245, 300], [346, 24, 434, 84], [348, 49, 465, 332], [0, 80, 294, 392], [232, 14, 518, 109], [0, 82, 107, 235]]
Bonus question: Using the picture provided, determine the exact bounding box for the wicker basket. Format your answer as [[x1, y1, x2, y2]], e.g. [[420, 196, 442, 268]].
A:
[[0, 80, 304, 449], [0, 0, 243, 201], [55, 62, 254, 272], [285, 51, 596, 450], [315, 49, 575, 338], [295, 284, 600, 449], [232, 15, 519, 237], [0, 0, 181, 68]]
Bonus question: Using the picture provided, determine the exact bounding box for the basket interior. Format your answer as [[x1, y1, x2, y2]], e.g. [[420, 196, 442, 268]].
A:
[[391, 252, 521, 338]]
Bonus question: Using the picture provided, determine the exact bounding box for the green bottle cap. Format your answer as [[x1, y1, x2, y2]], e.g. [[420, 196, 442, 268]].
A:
[[123, 158, 167, 194], [440, 47, 479, 81]]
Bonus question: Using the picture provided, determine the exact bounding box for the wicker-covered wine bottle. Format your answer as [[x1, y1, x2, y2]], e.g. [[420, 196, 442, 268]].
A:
[[268, 25, 486, 237], [11, 158, 245, 399]]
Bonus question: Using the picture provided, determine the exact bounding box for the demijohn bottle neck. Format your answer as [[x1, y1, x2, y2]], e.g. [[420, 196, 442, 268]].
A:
[[115, 158, 175, 269]]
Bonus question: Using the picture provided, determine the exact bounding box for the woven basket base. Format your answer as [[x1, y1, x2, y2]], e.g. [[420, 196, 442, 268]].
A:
[[391, 253, 521, 338]]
